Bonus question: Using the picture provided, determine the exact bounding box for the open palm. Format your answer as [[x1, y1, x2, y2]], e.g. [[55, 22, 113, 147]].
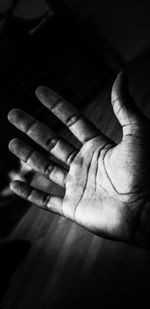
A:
[[8, 73, 150, 248]]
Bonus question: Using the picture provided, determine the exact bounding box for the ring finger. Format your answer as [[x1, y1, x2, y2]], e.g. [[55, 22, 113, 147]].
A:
[[9, 138, 67, 188], [8, 109, 77, 166]]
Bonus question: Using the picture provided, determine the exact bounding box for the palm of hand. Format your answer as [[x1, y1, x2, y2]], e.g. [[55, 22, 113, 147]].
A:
[[64, 129, 149, 242], [8, 72, 150, 247]]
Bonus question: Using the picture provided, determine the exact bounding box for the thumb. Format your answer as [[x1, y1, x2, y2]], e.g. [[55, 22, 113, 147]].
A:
[[111, 72, 146, 128]]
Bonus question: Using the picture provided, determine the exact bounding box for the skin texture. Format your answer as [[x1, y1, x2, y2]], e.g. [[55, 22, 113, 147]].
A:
[[8, 72, 150, 249]]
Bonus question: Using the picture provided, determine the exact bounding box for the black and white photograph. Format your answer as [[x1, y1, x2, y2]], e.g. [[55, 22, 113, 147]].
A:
[[0, 0, 150, 308]]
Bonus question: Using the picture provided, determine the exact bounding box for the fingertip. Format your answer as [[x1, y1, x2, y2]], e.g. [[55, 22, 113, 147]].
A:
[[35, 86, 50, 100], [113, 71, 123, 87], [117, 71, 124, 78], [7, 108, 21, 123], [115, 71, 128, 91], [8, 138, 19, 151], [112, 71, 125, 102], [35, 86, 60, 109], [10, 180, 18, 192], [8, 139, 13, 151], [10, 180, 31, 198], [35, 85, 43, 97]]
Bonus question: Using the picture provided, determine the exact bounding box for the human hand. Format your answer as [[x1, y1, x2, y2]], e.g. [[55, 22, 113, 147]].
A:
[[8, 72, 150, 249]]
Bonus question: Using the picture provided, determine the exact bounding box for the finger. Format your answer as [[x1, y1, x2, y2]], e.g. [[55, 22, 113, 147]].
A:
[[9, 138, 67, 188], [30, 172, 64, 197], [111, 72, 146, 129], [8, 109, 77, 166], [35, 87, 103, 144], [10, 180, 63, 215]]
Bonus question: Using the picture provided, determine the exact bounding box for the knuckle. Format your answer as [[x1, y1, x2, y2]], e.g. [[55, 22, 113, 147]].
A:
[[45, 163, 54, 179], [66, 113, 81, 127], [45, 136, 59, 152], [43, 194, 51, 209], [66, 150, 78, 165], [26, 119, 37, 134]]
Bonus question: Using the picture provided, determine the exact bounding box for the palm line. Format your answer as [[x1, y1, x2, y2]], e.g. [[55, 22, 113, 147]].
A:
[[74, 157, 93, 221], [103, 147, 136, 196]]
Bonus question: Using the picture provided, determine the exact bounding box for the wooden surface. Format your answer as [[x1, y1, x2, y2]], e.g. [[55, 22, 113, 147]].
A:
[[2, 85, 150, 308]]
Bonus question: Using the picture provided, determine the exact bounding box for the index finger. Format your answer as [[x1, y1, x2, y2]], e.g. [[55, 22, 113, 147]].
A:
[[35, 87, 105, 144]]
